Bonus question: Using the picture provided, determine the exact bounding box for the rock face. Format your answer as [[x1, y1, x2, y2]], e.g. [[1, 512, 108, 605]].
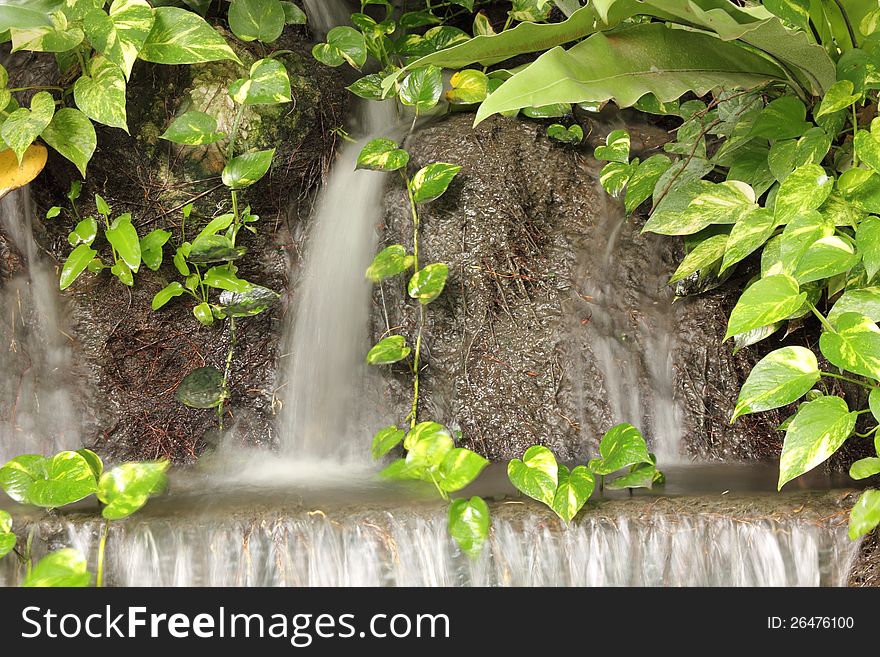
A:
[[5, 24, 349, 463], [374, 113, 782, 462]]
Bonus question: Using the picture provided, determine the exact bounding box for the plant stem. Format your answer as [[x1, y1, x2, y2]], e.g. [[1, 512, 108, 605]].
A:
[[227, 105, 246, 161], [831, 0, 858, 48], [855, 425, 879, 438], [853, 103, 860, 167], [821, 370, 875, 390], [95, 520, 110, 588], [230, 190, 241, 246], [7, 85, 65, 93], [218, 317, 237, 430], [410, 305, 425, 429], [806, 300, 836, 333]]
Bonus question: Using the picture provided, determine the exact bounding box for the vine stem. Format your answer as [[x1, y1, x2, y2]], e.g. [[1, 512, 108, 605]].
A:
[[806, 300, 836, 333], [219, 317, 237, 430], [95, 520, 110, 588], [821, 371, 875, 390], [406, 173, 423, 429]]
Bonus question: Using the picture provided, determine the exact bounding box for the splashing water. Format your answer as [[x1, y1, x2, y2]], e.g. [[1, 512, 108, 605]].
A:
[[0, 188, 82, 461]]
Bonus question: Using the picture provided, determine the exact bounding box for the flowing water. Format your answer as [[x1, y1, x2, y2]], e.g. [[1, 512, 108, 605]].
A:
[[0, 189, 81, 462], [575, 189, 685, 462]]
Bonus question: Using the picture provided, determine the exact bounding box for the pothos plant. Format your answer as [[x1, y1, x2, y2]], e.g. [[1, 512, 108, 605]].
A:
[[356, 137, 491, 556], [508, 424, 663, 522], [0, 449, 168, 587]]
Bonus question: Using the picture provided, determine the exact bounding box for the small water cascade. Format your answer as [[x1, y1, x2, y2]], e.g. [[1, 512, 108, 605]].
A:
[[277, 7, 399, 462], [575, 190, 685, 462], [0, 188, 81, 462]]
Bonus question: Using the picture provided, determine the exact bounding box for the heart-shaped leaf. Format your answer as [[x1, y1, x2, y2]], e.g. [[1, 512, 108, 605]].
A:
[[140, 229, 171, 271], [445, 69, 488, 105], [820, 312, 880, 381], [357, 139, 409, 172], [175, 366, 227, 409], [222, 149, 275, 189], [547, 123, 583, 145], [0, 452, 98, 508], [202, 265, 250, 293], [733, 346, 820, 420], [228, 0, 285, 43], [588, 423, 651, 475], [448, 496, 490, 557], [68, 216, 98, 247], [23, 548, 91, 587], [410, 162, 461, 203], [606, 462, 663, 490], [408, 263, 449, 304], [849, 489, 880, 540], [60, 243, 98, 290], [152, 282, 185, 310], [550, 464, 594, 522], [371, 425, 405, 459], [366, 244, 414, 281], [97, 460, 169, 520], [312, 26, 366, 68], [367, 335, 411, 365], [0, 91, 54, 163], [593, 129, 629, 163], [725, 274, 806, 339], [507, 445, 557, 506], [140, 7, 241, 65], [160, 111, 226, 145], [405, 423, 454, 470], [74, 56, 128, 131], [228, 58, 291, 105], [218, 284, 278, 317], [438, 447, 488, 493], [399, 64, 443, 113], [850, 457, 880, 480], [0, 509, 15, 559], [40, 108, 97, 178]]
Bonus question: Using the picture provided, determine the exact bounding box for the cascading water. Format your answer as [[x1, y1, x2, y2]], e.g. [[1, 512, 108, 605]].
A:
[[0, 188, 81, 462], [574, 186, 685, 462]]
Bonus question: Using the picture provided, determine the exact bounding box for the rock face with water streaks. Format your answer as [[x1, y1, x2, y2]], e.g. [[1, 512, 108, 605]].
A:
[[375, 113, 783, 462], [7, 25, 349, 462]]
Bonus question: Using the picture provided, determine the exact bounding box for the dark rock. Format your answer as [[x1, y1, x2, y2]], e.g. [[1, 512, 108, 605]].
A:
[[373, 113, 782, 462]]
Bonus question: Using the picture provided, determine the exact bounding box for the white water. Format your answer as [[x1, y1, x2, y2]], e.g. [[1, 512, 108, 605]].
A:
[[1, 507, 858, 586], [277, 2, 399, 461], [0, 188, 81, 462], [576, 189, 685, 463]]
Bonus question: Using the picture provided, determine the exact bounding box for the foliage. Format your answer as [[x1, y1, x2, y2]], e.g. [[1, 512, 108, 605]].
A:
[[1, 449, 168, 586], [507, 424, 663, 523]]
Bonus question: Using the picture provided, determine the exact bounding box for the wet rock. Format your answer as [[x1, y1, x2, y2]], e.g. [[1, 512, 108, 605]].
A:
[[8, 24, 349, 462], [374, 113, 782, 462]]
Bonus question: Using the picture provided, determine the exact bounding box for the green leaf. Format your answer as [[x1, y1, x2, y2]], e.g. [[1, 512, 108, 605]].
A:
[[68, 216, 98, 246], [838, 169, 880, 213], [0, 90, 54, 163], [550, 464, 594, 522], [0, 1, 61, 32], [725, 274, 806, 339], [101, 0, 155, 79], [408, 263, 449, 304], [357, 138, 409, 172], [160, 111, 226, 145], [750, 96, 812, 140], [201, 265, 249, 293], [366, 335, 411, 365], [778, 210, 834, 275], [0, 508, 14, 559], [140, 7, 240, 65], [405, 423, 454, 470], [140, 229, 171, 270], [774, 164, 833, 224], [366, 244, 414, 282], [793, 235, 859, 284], [10, 14, 84, 53], [76, 448, 103, 479], [669, 233, 728, 285], [507, 445, 558, 506], [445, 69, 488, 105], [856, 215, 880, 281], [410, 163, 461, 203], [438, 448, 489, 493], [228, 58, 291, 105], [97, 460, 169, 520], [871, 386, 880, 423], [547, 123, 583, 144], [217, 284, 278, 317], [850, 457, 880, 480], [312, 26, 366, 68], [347, 74, 385, 100], [624, 154, 671, 214], [778, 396, 858, 489], [60, 243, 98, 290], [474, 23, 786, 125], [151, 282, 185, 310], [646, 180, 755, 236], [606, 462, 663, 490], [0, 451, 97, 508], [849, 489, 880, 540], [380, 458, 427, 482], [819, 312, 880, 381], [509, 0, 551, 22], [448, 496, 490, 557], [40, 107, 97, 178], [720, 208, 776, 274], [222, 149, 274, 189], [588, 423, 651, 475], [399, 65, 443, 113], [229, 0, 284, 43], [280, 1, 306, 24], [175, 366, 227, 408], [816, 80, 860, 118], [193, 301, 213, 325], [105, 213, 141, 272], [732, 346, 820, 421], [593, 129, 629, 163], [23, 549, 90, 587], [187, 234, 245, 263], [599, 161, 635, 197], [371, 425, 405, 459]]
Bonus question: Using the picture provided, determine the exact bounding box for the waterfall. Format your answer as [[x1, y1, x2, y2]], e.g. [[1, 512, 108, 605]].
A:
[[574, 188, 685, 463], [276, 4, 399, 462], [0, 501, 859, 586], [0, 188, 82, 462]]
